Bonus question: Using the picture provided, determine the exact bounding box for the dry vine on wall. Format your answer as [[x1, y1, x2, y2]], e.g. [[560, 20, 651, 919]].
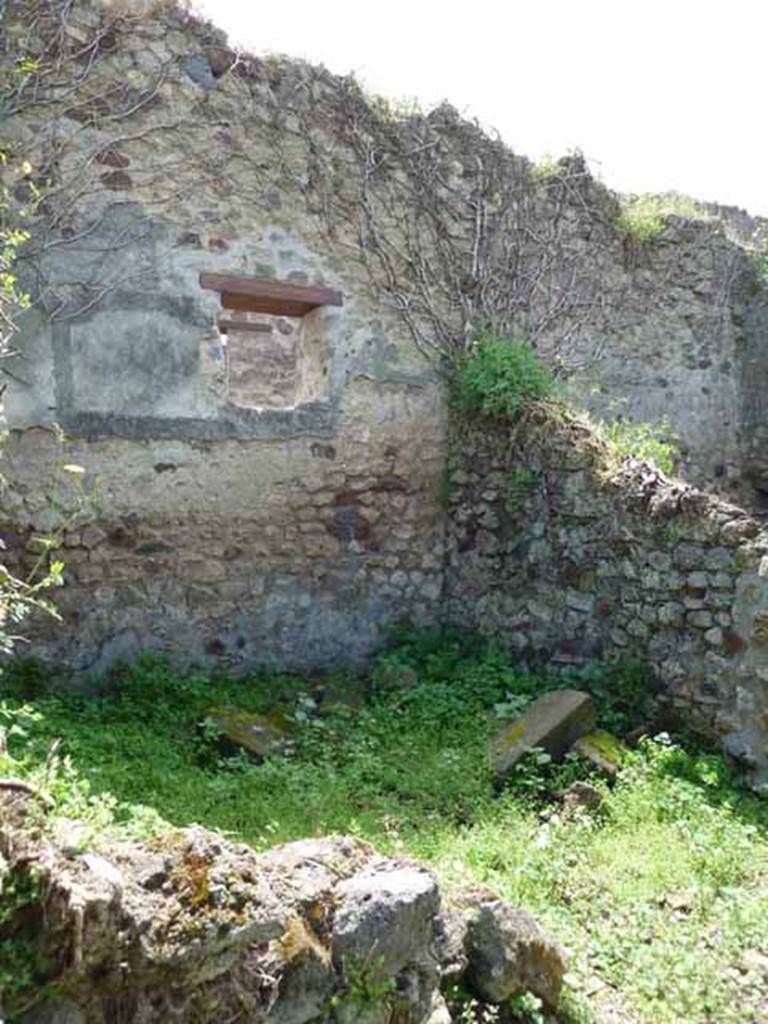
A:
[[1, 0, 189, 332], [1, 0, 632, 380], [265, 70, 626, 369]]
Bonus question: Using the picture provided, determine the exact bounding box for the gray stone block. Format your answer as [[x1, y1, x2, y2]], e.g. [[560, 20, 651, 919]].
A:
[[490, 689, 596, 783], [464, 900, 566, 1008]]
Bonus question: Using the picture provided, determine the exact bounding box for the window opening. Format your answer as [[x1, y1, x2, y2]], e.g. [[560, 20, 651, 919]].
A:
[[202, 274, 341, 411]]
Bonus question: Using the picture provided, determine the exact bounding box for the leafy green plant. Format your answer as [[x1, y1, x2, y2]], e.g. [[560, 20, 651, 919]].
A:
[[508, 748, 595, 801], [445, 984, 502, 1023], [492, 690, 531, 720], [1, 151, 34, 353], [1, 57, 44, 353], [599, 414, 681, 475], [332, 954, 396, 1013], [451, 334, 554, 421], [561, 658, 654, 736], [616, 193, 707, 244], [0, 60, 90, 665], [0, 443, 90, 658], [530, 154, 561, 183], [0, 862, 48, 1019], [370, 92, 424, 123], [746, 240, 768, 294]]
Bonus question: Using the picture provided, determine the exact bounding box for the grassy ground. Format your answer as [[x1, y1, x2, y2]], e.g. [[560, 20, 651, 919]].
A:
[[1, 630, 767, 1023]]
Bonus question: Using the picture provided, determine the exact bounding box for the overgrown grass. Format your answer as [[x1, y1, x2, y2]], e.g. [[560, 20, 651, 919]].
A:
[[1, 633, 766, 1024]]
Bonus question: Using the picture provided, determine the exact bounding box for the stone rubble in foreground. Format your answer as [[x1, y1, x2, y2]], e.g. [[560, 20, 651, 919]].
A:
[[1, 793, 565, 1024]]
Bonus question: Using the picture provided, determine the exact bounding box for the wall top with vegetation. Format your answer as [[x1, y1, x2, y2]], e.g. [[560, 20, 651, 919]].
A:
[[444, 399, 768, 789]]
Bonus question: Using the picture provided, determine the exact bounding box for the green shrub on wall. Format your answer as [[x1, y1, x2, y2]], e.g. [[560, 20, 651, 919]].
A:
[[600, 414, 681, 476], [451, 335, 554, 421], [616, 192, 707, 244]]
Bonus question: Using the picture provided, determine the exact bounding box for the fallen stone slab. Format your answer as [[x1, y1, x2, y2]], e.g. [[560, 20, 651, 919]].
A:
[[490, 689, 596, 784], [202, 705, 291, 758], [572, 729, 626, 777]]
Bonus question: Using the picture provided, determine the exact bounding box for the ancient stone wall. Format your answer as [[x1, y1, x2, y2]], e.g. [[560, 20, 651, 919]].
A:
[[571, 217, 768, 505], [740, 285, 768, 508], [1, 0, 451, 671], [2, 0, 767, 676], [2, 383, 445, 673], [443, 406, 768, 787]]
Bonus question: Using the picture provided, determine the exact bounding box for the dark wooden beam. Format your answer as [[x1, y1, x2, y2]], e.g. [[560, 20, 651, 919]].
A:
[[218, 318, 272, 334], [200, 272, 342, 317], [220, 292, 311, 318]]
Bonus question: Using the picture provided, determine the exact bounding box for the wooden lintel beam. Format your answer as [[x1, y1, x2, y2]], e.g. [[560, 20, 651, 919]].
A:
[[220, 292, 312, 318], [200, 272, 342, 317]]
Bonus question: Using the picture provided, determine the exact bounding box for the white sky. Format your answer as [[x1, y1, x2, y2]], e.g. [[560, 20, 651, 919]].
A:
[[194, 0, 768, 218]]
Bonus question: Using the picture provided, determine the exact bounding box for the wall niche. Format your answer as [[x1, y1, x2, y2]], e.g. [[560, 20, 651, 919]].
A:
[[202, 273, 342, 411]]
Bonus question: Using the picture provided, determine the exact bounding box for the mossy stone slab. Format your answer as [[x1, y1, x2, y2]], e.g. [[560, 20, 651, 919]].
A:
[[490, 689, 596, 783], [572, 729, 626, 777], [204, 706, 290, 758]]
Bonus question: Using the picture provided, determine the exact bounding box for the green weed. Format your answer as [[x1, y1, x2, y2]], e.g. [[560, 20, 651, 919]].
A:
[[333, 953, 397, 1015], [451, 335, 554, 422], [598, 414, 681, 476], [616, 193, 708, 244], [530, 155, 562, 183], [0, 863, 48, 1017], [746, 242, 768, 293]]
